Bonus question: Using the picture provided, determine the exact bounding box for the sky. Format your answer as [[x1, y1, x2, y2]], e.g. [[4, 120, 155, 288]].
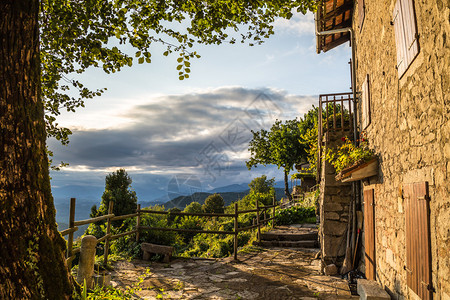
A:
[[49, 12, 352, 205]]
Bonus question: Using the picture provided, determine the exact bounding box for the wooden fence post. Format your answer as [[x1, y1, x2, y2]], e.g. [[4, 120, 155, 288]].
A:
[[233, 202, 238, 261], [103, 201, 114, 266], [136, 204, 141, 242], [256, 199, 261, 243], [67, 198, 76, 266], [273, 195, 276, 228]]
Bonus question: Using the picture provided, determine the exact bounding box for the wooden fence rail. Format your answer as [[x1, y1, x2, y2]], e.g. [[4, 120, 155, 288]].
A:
[[60, 196, 278, 265]]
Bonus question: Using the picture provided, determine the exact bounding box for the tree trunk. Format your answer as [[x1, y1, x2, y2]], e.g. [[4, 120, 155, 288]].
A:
[[0, 1, 73, 299], [284, 169, 292, 201]]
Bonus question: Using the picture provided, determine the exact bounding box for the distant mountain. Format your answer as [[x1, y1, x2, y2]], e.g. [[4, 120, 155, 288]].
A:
[[163, 188, 288, 210], [52, 184, 104, 202], [208, 183, 249, 194], [273, 180, 293, 189], [164, 191, 249, 209]]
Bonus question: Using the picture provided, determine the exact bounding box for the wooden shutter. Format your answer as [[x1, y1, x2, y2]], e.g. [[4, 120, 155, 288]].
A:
[[393, 0, 419, 78], [358, 0, 365, 31], [361, 74, 371, 129], [404, 182, 433, 300], [364, 189, 376, 280], [401, 0, 419, 67]]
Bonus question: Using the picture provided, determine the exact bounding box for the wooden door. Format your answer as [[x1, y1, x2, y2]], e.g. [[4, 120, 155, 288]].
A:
[[364, 188, 376, 280], [404, 182, 433, 300]]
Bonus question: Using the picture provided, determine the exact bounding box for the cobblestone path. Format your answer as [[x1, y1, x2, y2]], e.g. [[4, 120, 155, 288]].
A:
[[110, 247, 358, 299]]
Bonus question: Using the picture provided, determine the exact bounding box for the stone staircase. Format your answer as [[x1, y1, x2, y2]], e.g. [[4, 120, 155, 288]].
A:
[[254, 224, 319, 248]]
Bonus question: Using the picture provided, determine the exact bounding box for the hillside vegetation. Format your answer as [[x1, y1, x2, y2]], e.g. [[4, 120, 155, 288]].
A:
[[77, 175, 316, 264]]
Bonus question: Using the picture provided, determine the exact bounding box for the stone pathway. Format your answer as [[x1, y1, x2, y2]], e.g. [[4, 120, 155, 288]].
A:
[[267, 223, 319, 235], [110, 246, 358, 299]]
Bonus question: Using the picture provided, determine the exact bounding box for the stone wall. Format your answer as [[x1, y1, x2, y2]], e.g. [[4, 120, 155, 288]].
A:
[[352, 0, 449, 299], [319, 132, 353, 269]]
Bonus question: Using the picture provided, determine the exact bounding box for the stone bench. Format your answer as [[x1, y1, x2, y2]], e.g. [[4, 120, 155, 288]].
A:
[[357, 279, 390, 300], [141, 243, 173, 263]]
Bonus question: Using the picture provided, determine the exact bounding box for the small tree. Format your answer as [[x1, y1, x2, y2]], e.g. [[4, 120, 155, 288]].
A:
[[184, 202, 203, 214], [248, 175, 275, 195], [247, 119, 306, 201], [98, 169, 138, 225], [202, 194, 225, 214]]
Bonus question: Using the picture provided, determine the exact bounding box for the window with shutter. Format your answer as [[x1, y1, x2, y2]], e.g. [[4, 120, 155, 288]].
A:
[[404, 182, 433, 300], [361, 74, 371, 129], [393, 0, 420, 78], [358, 0, 365, 31]]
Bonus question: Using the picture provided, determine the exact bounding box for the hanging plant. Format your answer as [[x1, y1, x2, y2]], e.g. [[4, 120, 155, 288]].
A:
[[326, 135, 375, 174]]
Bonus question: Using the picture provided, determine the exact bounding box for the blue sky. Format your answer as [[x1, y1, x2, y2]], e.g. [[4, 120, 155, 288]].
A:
[[49, 12, 351, 204]]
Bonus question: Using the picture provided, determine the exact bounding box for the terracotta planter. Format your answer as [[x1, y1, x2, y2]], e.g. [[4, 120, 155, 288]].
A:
[[335, 158, 378, 182]]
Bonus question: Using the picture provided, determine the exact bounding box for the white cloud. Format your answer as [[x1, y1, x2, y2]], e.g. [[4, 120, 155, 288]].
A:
[[273, 12, 315, 37], [49, 86, 319, 194]]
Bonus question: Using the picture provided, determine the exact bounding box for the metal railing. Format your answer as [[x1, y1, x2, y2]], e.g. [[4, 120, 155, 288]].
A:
[[317, 92, 354, 179]]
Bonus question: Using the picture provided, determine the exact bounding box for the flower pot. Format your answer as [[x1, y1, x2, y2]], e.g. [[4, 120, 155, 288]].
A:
[[336, 158, 378, 182]]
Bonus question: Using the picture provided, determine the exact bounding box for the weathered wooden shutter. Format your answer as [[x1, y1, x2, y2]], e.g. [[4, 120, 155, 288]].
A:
[[361, 74, 371, 130], [393, 0, 419, 77], [401, 0, 419, 66], [404, 182, 433, 300], [358, 0, 365, 31], [364, 188, 376, 280]]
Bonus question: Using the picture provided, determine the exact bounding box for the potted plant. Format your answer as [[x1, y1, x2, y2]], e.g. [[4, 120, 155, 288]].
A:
[[326, 135, 377, 182]]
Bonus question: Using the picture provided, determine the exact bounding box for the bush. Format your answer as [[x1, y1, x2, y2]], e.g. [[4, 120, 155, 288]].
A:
[[274, 206, 316, 225], [183, 201, 202, 214], [177, 216, 203, 243], [202, 194, 224, 213]]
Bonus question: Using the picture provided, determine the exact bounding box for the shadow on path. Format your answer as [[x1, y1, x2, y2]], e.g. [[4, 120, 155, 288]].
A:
[[111, 247, 357, 300]]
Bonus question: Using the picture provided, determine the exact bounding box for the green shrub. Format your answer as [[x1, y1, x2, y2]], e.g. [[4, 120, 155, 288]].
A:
[[274, 206, 316, 225], [202, 193, 225, 213], [183, 202, 202, 214]]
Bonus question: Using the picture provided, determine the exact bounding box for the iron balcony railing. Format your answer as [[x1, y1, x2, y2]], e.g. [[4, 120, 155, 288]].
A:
[[317, 92, 354, 179]]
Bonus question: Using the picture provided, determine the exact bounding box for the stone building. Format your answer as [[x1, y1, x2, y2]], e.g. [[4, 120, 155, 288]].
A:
[[314, 0, 449, 299]]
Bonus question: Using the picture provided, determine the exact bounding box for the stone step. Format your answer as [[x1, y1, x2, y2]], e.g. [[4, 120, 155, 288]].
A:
[[261, 232, 318, 241], [357, 279, 390, 300], [254, 240, 318, 248]]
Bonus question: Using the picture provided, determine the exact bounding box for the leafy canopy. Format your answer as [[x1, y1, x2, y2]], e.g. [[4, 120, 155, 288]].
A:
[[248, 175, 275, 195], [183, 201, 203, 214], [246, 119, 307, 200], [202, 193, 225, 214], [246, 119, 306, 173], [98, 169, 138, 220], [40, 0, 318, 147]]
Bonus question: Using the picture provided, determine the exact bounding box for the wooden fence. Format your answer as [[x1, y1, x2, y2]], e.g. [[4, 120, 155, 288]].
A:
[[60, 197, 278, 265]]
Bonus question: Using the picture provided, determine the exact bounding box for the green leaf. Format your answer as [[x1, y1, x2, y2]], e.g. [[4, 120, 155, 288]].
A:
[[138, 57, 144, 64]]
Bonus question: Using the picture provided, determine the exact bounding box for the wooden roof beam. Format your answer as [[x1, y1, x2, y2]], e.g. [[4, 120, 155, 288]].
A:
[[323, 2, 354, 21]]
